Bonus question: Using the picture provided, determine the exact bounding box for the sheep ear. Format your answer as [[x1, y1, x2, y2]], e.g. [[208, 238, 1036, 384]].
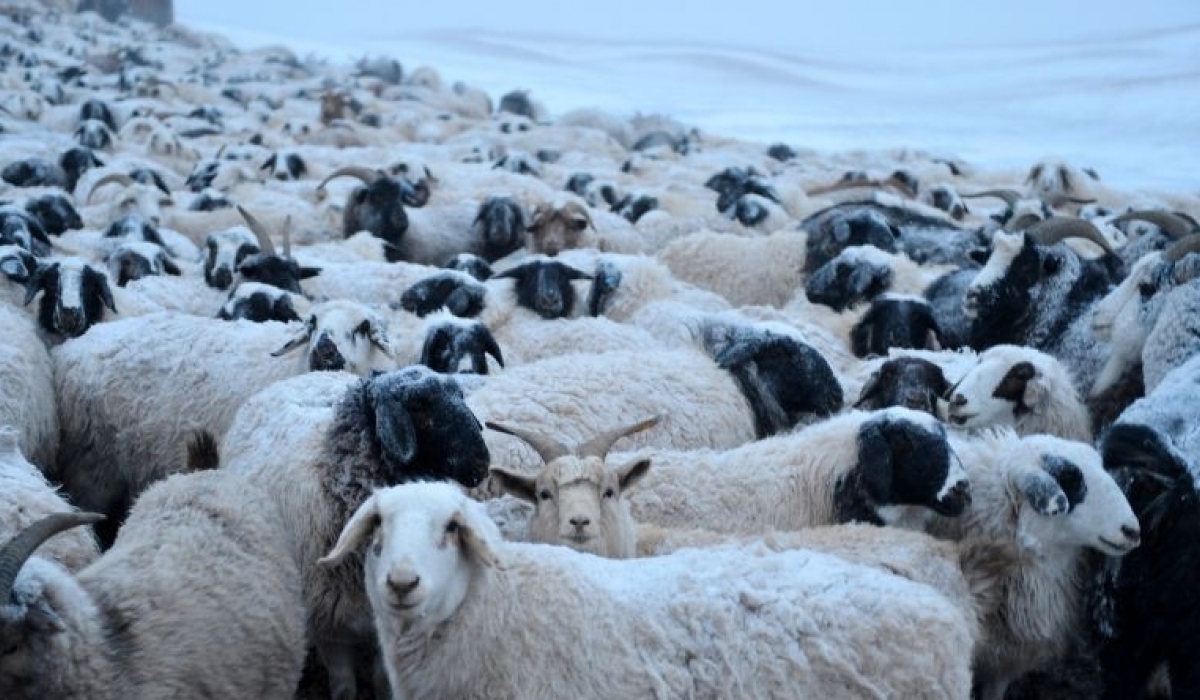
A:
[[1018, 467, 1069, 517], [369, 384, 418, 468], [23, 598, 66, 633], [489, 467, 536, 503], [991, 361, 1038, 408], [161, 256, 182, 276], [1026, 164, 1042, 184], [452, 511, 498, 569], [1058, 165, 1072, 193], [1042, 455, 1087, 512], [318, 495, 380, 567], [271, 326, 312, 357], [84, 266, 117, 314], [616, 458, 651, 493], [366, 319, 395, 358], [299, 266, 322, 279], [853, 371, 883, 409], [856, 422, 894, 502]]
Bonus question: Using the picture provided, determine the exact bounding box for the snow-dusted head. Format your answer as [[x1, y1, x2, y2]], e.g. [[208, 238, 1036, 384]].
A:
[[272, 300, 395, 374], [472, 195, 525, 261], [217, 282, 304, 324], [1025, 159, 1098, 207], [318, 482, 500, 634], [105, 240, 180, 287], [203, 227, 260, 290], [804, 245, 895, 312], [23, 258, 116, 338], [1009, 435, 1139, 557], [0, 245, 38, 285], [524, 199, 593, 257], [487, 416, 659, 558], [840, 407, 970, 524], [318, 166, 427, 261], [87, 173, 173, 226], [419, 315, 504, 375], [945, 345, 1089, 441], [493, 258, 592, 319], [259, 151, 307, 181], [855, 356, 951, 417], [849, 294, 943, 358], [0, 209, 52, 257]]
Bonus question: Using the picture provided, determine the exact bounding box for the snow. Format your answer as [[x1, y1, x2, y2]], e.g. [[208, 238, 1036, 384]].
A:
[[176, 0, 1200, 193]]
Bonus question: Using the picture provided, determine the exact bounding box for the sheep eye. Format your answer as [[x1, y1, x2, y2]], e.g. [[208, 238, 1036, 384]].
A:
[[538, 489, 552, 501], [371, 540, 382, 556], [445, 520, 459, 534], [570, 219, 588, 232], [1138, 282, 1156, 298], [603, 488, 615, 499]]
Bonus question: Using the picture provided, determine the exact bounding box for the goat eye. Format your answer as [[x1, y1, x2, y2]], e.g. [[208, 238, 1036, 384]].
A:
[[445, 520, 459, 534], [538, 489, 552, 501], [603, 488, 615, 499]]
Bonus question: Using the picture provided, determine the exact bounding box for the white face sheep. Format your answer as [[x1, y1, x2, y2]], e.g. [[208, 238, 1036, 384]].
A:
[[23, 257, 117, 338], [271, 299, 395, 373], [321, 481, 978, 700], [487, 416, 658, 558], [944, 344, 1093, 442], [203, 227, 261, 290]]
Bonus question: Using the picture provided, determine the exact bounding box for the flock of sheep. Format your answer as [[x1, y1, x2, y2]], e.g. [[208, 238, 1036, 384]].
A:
[[2, 2, 1200, 699]]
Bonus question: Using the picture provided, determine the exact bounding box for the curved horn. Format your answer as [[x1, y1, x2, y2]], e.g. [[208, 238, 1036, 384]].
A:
[[1164, 234, 1200, 264], [236, 205, 277, 257], [961, 189, 1022, 206], [484, 422, 570, 464], [1008, 213, 1043, 232], [1111, 210, 1195, 241], [85, 171, 135, 203], [0, 512, 104, 599], [1026, 217, 1115, 255], [879, 173, 917, 199], [806, 178, 879, 197], [576, 415, 663, 460], [316, 166, 380, 191], [281, 215, 293, 260]]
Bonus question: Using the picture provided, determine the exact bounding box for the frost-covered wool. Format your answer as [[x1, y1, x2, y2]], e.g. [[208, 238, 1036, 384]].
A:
[[1142, 277, 1200, 392], [325, 482, 976, 700], [0, 305, 57, 472], [0, 426, 98, 573]]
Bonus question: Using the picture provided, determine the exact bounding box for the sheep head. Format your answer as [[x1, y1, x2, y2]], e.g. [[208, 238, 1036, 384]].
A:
[[492, 259, 592, 319], [23, 258, 116, 338], [487, 416, 659, 558], [944, 346, 1074, 433], [318, 166, 426, 261], [235, 206, 319, 294], [271, 300, 394, 374], [524, 200, 593, 257], [855, 356, 951, 417]]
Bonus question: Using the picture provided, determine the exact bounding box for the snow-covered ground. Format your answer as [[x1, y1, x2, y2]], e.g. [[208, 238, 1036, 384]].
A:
[[177, 1, 1200, 192]]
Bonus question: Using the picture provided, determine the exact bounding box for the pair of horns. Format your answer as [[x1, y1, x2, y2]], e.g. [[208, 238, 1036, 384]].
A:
[[486, 415, 662, 464], [237, 205, 291, 259]]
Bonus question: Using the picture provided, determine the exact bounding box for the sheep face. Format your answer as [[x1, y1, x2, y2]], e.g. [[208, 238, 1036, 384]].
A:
[[922, 184, 968, 220], [945, 346, 1071, 430], [806, 240, 895, 311], [0, 211, 51, 256], [217, 283, 302, 324], [0, 245, 38, 285], [855, 357, 950, 416], [57, 148, 103, 192], [236, 254, 320, 295], [803, 207, 901, 273], [472, 196, 525, 261], [260, 152, 307, 181], [419, 317, 504, 375], [23, 258, 116, 338], [1014, 436, 1139, 556], [839, 408, 970, 524], [401, 272, 487, 318], [344, 177, 425, 259], [103, 213, 166, 245], [272, 301, 393, 373], [73, 119, 114, 151], [319, 483, 500, 635], [203, 228, 260, 290], [24, 195, 82, 236], [711, 325, 844, 437], [105, 241, 180, 287], [1026, 161, 1096, 207], [524, 202, 592, 257], [493, 260, 592, 319], [443, 253, 493, 281], [79, 97, 117, 131], [849, 295, 943, 358], [493, 455, 649, 557], [1, 158, 66, 190]]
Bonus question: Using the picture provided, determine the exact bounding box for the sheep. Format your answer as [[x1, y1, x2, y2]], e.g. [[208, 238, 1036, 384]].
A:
[[854, 355, 952, 416], [617, 407, 969, 534], [943, 344, 1094, 442], [1090, 234, 1200, 397], [315, 165, 429, 263], [52, 303, 397, 545], [73, 118, 115, 151], [0, 304, 57, 472], [0, 472, 307, 699], [21, 256, 117, 338], [963, 220, 1122, 394], [220, 367, 492, 700], [805, 244, 956, 312], [202, 226, 260, 290], [655, 228, 809, 307], [0, 207, 52, 256], [23, 192, 82, 235], [1025, 158, 1103, 208], [849, 293, 944, 358], [926, 429, 1141, 700], [103, 239, 180, 287], [0, 426, 97, 573], [522, 197, 595, 256], [320, 480, 979, 700], [217, 281, 307, 323], [260, 150, 308, 181], [1094, 354, 1200, 699], [80, 171, 173, 229]]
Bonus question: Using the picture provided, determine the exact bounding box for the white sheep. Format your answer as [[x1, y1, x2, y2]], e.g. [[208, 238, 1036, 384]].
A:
[[0, 304, 57, 472], [929, 429, 1141, 700], [0, 470, 307, 699], [52, 303, 397, 544], [320, 481, 978, 700], [0, 426, 98, 573], [943, 344, 1093, 442], [656, 228, 809, 307]]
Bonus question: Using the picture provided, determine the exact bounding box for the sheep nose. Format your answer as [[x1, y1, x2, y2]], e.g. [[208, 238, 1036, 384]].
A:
[[948, 480, 971, 504], [569, 516, 590, 531], [387, 573, 420, 598], [1121, 525, 1141, 545]]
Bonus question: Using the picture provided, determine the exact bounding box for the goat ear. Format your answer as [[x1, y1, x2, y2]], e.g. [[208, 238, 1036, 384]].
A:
[[489, 467, 537, 503], [616, 458, 651, 492], [369, 383, 418, 468], [453, 511, 498, 569], [318, 494, 380, 566], [1017, 467, 1069, 517]]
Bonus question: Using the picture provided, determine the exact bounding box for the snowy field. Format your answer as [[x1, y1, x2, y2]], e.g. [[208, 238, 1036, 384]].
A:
[[177, 0, 1200, 192]]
